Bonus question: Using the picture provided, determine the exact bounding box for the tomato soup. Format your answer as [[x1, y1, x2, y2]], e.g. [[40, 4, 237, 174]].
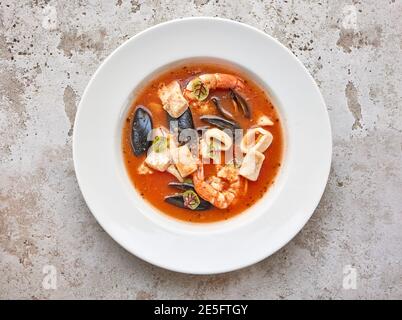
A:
[[122, 61, 284, 223]]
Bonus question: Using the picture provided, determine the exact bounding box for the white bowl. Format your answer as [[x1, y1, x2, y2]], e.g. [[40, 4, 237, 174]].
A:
[[73, 17, 332, 274]]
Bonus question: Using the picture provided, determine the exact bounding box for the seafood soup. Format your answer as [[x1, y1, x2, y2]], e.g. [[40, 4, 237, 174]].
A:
[[122, 61, 284, 223]]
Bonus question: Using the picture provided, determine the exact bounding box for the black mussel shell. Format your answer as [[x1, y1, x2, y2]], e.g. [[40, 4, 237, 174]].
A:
[[168, 108, 196, 145], [131, 106, 153, 156], [168, 181, 195, 191], [168, 108, 195, 133], [200, 115, 241, 131], [230, 89, 251, 118], [211, 96, 235, 121], [164, 194, 212, 211]]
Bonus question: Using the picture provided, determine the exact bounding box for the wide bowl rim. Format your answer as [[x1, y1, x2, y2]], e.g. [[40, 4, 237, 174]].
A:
[[73, 16, 332, 274]]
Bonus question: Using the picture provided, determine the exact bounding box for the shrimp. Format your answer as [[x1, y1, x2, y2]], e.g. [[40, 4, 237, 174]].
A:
[[198, 73, 244, 91], [184, 73, 245, 104], [193, 163, 242, 209]]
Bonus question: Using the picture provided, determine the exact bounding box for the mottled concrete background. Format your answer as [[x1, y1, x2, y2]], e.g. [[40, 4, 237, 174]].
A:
[[0, 0, 401, 300]]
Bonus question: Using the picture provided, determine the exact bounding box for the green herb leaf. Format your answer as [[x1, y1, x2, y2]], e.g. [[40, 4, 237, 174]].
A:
[[152, 136, 168, 153], [190, 78, 209, 101], [183, 190, 201, 210]]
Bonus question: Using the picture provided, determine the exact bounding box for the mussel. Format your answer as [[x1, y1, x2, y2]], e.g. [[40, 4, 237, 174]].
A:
[[200, 115, 241, 131], [131, 106, 153, 156], [168, 108, 195, 145], [164, 194, 212, 211], [210, 96, 235, 121], [168, 108, 194, 133], [230, 89, 251, 118], [168, 181, 195, 191]]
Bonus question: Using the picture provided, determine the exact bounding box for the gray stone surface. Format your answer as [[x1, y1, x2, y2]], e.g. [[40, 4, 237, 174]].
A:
[[0, 0, 401, 299]]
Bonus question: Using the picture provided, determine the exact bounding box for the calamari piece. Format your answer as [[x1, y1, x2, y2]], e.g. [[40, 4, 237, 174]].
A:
[[166, 164, 184, 182], [256, 115, 274, 126], [204, 128, 232, 151], [240, 127, 273, 154], [239, 150, 265, 181], [172, 145, 198, 178], [158, 81, 188, 118], [137, 161, 153, 175]]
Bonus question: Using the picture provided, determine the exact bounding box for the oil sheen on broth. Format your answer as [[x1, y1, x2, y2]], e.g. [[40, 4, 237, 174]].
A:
[[122, 61, 284, 223]]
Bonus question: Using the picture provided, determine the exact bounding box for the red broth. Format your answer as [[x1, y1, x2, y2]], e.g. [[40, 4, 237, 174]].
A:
[[122, 61, 284, 222]]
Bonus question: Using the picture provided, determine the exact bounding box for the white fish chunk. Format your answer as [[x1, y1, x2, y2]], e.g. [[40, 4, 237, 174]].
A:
[[158, 81, 188, 118], [144, 128, 174, 172], [145, 149, 171, 172], [172, 144, 198, 178], [166, 164, 184, 182]]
